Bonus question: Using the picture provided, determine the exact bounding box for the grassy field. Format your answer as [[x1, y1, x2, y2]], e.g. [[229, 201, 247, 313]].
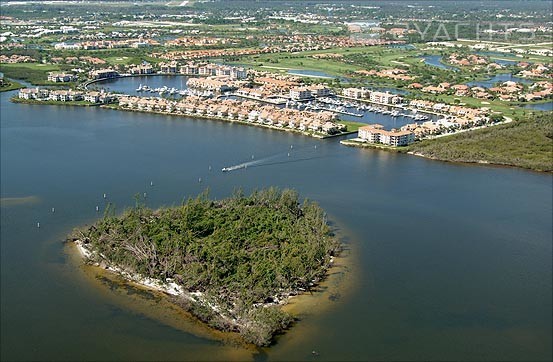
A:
[[407, 113, 553, 172], [233, 46, 417, 77], [428, 94, 543, 119], [337, 120, 367, 132], [235, 55, 362, 77], [0, 63, 63, 85], [0, 79, 23, 92]]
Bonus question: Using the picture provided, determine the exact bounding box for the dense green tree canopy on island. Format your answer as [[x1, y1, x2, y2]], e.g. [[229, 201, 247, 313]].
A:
[[71, 188, 339, 346]]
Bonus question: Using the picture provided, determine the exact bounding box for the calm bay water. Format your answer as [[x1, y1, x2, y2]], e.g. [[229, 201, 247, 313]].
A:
[[524, 101, 553, 112], [1, 90, 552, 361]]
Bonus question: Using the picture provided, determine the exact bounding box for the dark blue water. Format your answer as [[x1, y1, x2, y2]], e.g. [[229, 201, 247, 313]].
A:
[[1, 90, 551, 361], [523, 101, 553, 111]]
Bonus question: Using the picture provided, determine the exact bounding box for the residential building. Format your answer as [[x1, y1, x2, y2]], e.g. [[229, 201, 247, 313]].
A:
[[358, 124, 414, 146], [289, 87, 312, 100], [369, 91, 402, 104], [47, 73, 77, 82], [90, 69, 119, 80]]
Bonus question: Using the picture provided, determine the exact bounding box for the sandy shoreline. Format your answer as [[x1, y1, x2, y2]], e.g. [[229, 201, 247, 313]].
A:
[[72, 237, 342, 339], [74, 240, 184, 297]]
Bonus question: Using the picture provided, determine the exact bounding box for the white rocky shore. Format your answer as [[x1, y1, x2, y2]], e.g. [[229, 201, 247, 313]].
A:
[[75, 240, 185, 296], [73, 240, 247, 328]]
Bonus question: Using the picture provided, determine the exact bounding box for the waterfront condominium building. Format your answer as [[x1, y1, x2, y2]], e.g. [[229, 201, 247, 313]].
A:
[[90, 69, 119, 80], [369, 91, 403, 104], [342, 87, 371, 99], [358, 124, 415, 146], [289, 87, 312, 100]]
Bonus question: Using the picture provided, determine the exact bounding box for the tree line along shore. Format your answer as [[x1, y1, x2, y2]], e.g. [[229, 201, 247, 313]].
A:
[[405, 113, 553, 172], [69, 188, 340, 346]]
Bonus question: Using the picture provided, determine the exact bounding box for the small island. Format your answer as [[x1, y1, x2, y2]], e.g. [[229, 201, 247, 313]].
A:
[[69, 188, 340, 346]]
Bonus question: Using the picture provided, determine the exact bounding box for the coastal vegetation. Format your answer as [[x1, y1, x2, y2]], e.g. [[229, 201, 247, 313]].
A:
[[407, 113, 553, 172], [0, 63, 69, 86], [0, 78, 23, 92], [70, 188, 340, 346]]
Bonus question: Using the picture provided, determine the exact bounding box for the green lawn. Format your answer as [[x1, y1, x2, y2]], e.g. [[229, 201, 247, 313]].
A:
[[0, 79, 23, 92], [235, 55, 362, 77], [429, 94, 538, 118], [233, 46, 414, 78], [0, 63, 62, 85], [337, 120, 367, 132]]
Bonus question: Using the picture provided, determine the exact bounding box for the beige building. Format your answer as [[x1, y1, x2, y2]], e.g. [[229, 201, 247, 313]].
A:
[[289, 87, 312, 100], [358, 124, 414, 146]]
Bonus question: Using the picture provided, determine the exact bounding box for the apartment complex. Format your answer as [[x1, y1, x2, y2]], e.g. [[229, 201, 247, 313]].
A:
[[177, 62, 247, 79], [89, 69, 119, 80], [290, 85, 331, 100], [342, 88, 403, 104], [358, 124, 415, 146], [47, 72, 77, 82]]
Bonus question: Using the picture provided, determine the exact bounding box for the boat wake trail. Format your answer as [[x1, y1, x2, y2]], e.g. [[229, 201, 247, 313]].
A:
[[222, 145, 321, 172]]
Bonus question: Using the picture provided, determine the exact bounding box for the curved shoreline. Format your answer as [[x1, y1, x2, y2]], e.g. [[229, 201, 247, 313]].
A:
[[71, 211, 349, 347], [69, 189, 344, 347], [101, 103, 356, 139]]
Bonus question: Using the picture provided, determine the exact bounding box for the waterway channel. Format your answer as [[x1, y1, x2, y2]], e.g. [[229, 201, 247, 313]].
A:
[[1, 89, 551, 361]]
